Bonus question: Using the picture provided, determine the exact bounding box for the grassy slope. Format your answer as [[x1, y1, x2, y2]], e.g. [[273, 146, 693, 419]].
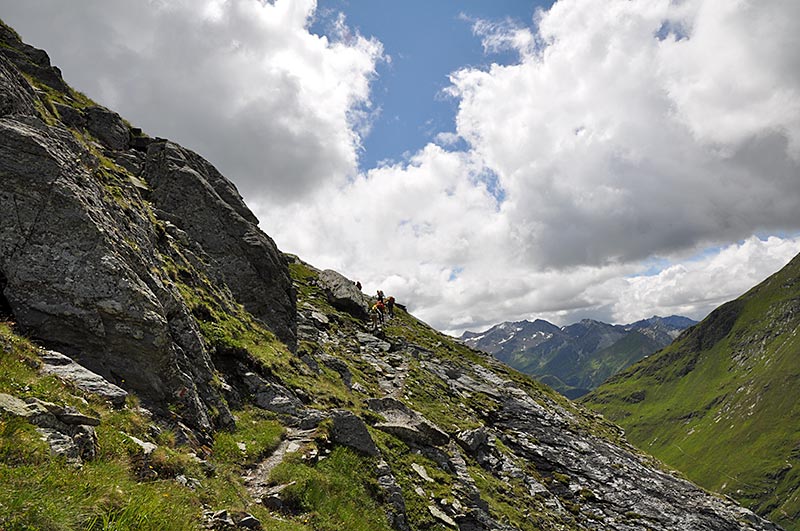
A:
[[583, 253, 800, 530], [0, 321, 306, 531]]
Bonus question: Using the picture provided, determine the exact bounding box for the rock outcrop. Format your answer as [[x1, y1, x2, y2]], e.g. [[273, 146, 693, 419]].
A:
[[317, 268, 369, 318], [0, 392, 99, 465], [143, 141, 296, 347], [0, 24, 295, 436], [39, 349, 128, 407]]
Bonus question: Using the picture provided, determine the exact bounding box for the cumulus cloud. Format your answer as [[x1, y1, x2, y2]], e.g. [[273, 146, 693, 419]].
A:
[[449, 0, 800, 269], [261, 0, 800, 333], [0, 0, 383, 201]]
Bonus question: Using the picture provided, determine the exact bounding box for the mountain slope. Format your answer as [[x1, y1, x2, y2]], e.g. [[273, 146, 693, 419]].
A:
[[462, 316, 694, 398], [0, 20, 782, 531], [583, 253, 800, 530]]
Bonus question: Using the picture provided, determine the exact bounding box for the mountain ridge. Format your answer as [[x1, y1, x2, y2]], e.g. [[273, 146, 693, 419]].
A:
[[461, 315, 696, 398], [583, 252, 800, 530]]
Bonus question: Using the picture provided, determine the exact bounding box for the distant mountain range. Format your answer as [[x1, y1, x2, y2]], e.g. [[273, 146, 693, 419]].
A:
[[460, 315, 697, 398]]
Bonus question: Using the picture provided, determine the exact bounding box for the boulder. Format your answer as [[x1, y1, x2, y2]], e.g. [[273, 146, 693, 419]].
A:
[[428, 505, 457, 528], [456, 427, 493, 455], [318, 269, 369, 319], [330, 409, 379, 456], [237, 514, 262, 529], [240, 371, 302, 417], [84, 106, 130, 150], [39, 350, 128, 407], [122, 433, 158, 455], [0, 393, 99, 463], [0, 393, 54, 426], [53, 101, 85, 128], [367, 397, 449, 447], [318, 353, 352, 389], [356, 332, 391, 352]]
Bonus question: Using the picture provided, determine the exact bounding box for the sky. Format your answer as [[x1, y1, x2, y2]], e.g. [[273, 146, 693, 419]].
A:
[[1, 0, 799, 335]]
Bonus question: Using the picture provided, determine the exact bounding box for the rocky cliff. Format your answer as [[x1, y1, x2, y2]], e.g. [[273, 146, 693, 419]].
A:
[[0, 21, 784, 531], [0, 21, 295, 437]]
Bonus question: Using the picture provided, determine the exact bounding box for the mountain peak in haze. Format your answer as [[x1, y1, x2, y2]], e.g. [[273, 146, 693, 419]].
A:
[[461, 315, 696, 398]]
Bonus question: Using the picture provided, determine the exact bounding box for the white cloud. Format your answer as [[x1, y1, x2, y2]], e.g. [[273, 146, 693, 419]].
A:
[[604, 236, 800, 324], [449, 0, 800, 270], [0, 0, 383, 202]]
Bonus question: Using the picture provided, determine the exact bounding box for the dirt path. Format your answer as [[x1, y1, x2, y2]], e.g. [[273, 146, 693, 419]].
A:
[[243, 427, 317, 502]]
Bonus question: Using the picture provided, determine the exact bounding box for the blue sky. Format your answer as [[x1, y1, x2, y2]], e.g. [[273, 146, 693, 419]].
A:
[[312, 1, 552, 170], [1, 0, 799, 334]]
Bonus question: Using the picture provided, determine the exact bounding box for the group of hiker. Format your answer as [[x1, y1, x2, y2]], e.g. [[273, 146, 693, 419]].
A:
[[356, 282, 395, 331]]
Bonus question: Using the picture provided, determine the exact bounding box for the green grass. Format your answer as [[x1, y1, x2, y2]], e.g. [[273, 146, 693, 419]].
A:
[[583, 254, 800, 530], [269, 447, 392, 531], [1, 459, 200, 531], [211, 408, 283, 467], [0, 323, 311, 531]]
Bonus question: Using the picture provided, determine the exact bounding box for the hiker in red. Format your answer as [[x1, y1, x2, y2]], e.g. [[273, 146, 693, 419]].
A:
[[386, 296, 395, 318], [375, 300, 386, 323]]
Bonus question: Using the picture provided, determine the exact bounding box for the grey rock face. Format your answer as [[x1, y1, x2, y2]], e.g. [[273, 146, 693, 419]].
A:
[[143, 141, 296, 347], [318, 269, 369, 318], [0, 107, 224, 433], [0, 28, 299, 435], [0, 55, 37, 117], [330, 409, 379, 456]]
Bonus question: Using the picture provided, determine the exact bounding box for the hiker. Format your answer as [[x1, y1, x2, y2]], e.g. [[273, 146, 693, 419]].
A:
[[375, 300, 386, 323], [386, 296, 395, 318], [376, 289, 384, 302], [370, 301, 385, 330]]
